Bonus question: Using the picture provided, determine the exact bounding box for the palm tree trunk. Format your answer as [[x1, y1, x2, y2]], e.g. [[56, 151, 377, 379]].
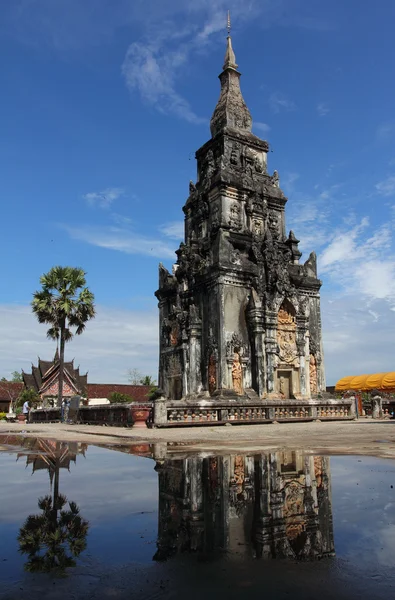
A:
[[57, 325, 65, 408]]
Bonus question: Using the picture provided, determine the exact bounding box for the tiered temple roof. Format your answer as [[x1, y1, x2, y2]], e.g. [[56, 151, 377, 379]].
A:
[[22, 350, 87, 397]]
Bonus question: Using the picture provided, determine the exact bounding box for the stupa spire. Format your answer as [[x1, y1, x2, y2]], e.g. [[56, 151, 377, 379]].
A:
[[223, 11, 237, 70], [210, 13, 252, 138]]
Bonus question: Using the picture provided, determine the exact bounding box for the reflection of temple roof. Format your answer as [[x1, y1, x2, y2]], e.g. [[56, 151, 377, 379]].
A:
[[336, 372, 395, 392], [0, 435, 87, 480]]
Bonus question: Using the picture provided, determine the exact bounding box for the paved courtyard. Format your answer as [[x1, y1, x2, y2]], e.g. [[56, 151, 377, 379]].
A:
[[1, 419, 395, 458]]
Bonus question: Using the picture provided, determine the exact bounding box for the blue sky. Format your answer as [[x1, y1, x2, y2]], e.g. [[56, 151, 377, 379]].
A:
[[1, 0, 395, 384]]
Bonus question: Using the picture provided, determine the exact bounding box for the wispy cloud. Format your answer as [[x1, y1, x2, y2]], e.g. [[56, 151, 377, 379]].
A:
[[62, 224, 176, 260], [83, 187, 124, 209], [376, 175, 395, 197], [0, 303, 158, 383], [159, 221, 184, 240], [317, 102, 330, 117], [254, 122, 271, 135], [376, 121, 395, 142], [269, 91, 296, 114]]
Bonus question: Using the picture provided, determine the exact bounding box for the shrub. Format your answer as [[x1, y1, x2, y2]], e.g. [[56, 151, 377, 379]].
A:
[[0, 412, 7, 420], [16, 388, 41, 409], [108, 392, 134, 404]]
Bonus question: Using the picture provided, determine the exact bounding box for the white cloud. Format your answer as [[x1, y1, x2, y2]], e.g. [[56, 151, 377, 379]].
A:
[[269, 91, 296, 114], [122, 40, 207, 125], [316, 102, 330, 116], [375, 176, 395, 197], [322, 296, 395, 384], [0, 304, 158, 384], [376, 121, 395, 142], [254, 122, 271, 135], [159, 221, 184, 240], [62, 224, 176, 259], [83, 187, 124, 209]]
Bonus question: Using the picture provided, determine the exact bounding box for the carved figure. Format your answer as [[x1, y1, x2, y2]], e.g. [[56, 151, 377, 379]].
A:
[[309, 354, 318, 394], [170, 323, 179, 346], [208, 355, 216, 395], [230, 249, 241, 265], [230, 144, 239, 165], [278, 307, 295, 325], [272, 170, 280, 187], [205, 149, 215, 179], [232, 352, 243, 395], [253, 219, 262, 236], [189, 180, 197, 194], [229, 202, 241, 230]]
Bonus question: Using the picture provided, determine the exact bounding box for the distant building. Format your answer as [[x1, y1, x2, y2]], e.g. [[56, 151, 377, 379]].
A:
[[0, 353, 152, 412], [22, 350, 87, 403], [0, 382, 23, 412]]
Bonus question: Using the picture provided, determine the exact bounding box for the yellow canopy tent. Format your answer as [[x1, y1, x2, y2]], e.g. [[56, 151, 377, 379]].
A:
[[335, 372, 395, 392]]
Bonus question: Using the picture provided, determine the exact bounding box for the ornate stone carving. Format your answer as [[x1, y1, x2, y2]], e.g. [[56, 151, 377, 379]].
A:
[[272, 170, 280, 187], [168, 354, 181, 377], [211, 205, 220, 232], [226, 332, 247, 357], [229, 202, 242, 230], [278, 307, 295, 325], [170, 322, 179, 346], [208, 355, 217, 396], [232, 352, 243, 395], [189, 180, 197, 194], [309, 354, 318, 394], [277, 304, 298, 366], [230, 249, 241, 265], [230, 143, 240, 165]]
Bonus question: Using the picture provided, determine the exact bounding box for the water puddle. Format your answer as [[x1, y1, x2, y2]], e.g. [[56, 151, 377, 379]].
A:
[[1, 434, 395, 599]]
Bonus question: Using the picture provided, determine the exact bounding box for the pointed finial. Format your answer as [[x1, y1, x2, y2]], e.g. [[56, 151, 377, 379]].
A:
[[223, 11, 237, 70]]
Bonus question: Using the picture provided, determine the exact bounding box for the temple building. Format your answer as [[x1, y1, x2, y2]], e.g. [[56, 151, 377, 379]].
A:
[[22, 350, 87, 403], [154, 30, 352, 425], [154, 451, 334, 561]]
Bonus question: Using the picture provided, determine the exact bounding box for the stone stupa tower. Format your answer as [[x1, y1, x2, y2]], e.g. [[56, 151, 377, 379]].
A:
[[154, 20, 352, 426]]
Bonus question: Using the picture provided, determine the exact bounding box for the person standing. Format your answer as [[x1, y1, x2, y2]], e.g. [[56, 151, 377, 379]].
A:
[[22, 400, 30, 423]]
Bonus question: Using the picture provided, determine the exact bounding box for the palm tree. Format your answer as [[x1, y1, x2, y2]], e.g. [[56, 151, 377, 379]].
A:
[[31, 266, 95, 407]]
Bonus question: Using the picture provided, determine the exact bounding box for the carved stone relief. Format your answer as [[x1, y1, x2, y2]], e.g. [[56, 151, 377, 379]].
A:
[[232, 352, 243, 395], [229, 202, 242, 230], [226, 332, 248, 358], [208, 355, 217, 396], [167, 354, 182, 377], [277, 304, 299, 366], [309, 354, 317, 394]]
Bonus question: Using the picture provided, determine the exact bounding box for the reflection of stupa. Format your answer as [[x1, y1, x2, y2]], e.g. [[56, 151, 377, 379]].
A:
[[154, 451, 334, 561]]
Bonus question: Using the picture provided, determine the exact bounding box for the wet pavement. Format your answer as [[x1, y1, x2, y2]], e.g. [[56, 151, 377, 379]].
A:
[[1, 434, 395, 599]]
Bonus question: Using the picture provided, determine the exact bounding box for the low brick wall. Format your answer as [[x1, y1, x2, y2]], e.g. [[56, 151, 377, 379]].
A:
[[30, 403, 153, 426]]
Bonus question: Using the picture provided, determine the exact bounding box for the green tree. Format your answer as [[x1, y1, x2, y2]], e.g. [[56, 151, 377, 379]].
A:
[[17, 388, 41, 409], [140, 375, 156, 386], [31, 266, 95, 407], [11, 370, 23, 382], [108, 392, 134, 404], [0, 371, 23, 382], [128, 368, 156, 386]]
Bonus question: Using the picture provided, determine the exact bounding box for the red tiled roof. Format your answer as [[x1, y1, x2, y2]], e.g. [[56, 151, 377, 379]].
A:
[[86, 384, 152, 402], [0, 382, 23, 401]]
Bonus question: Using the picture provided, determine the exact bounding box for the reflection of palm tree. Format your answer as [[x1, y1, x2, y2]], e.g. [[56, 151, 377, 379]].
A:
[[17, 451, 89, 574], [18, 494, 89, 574]]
